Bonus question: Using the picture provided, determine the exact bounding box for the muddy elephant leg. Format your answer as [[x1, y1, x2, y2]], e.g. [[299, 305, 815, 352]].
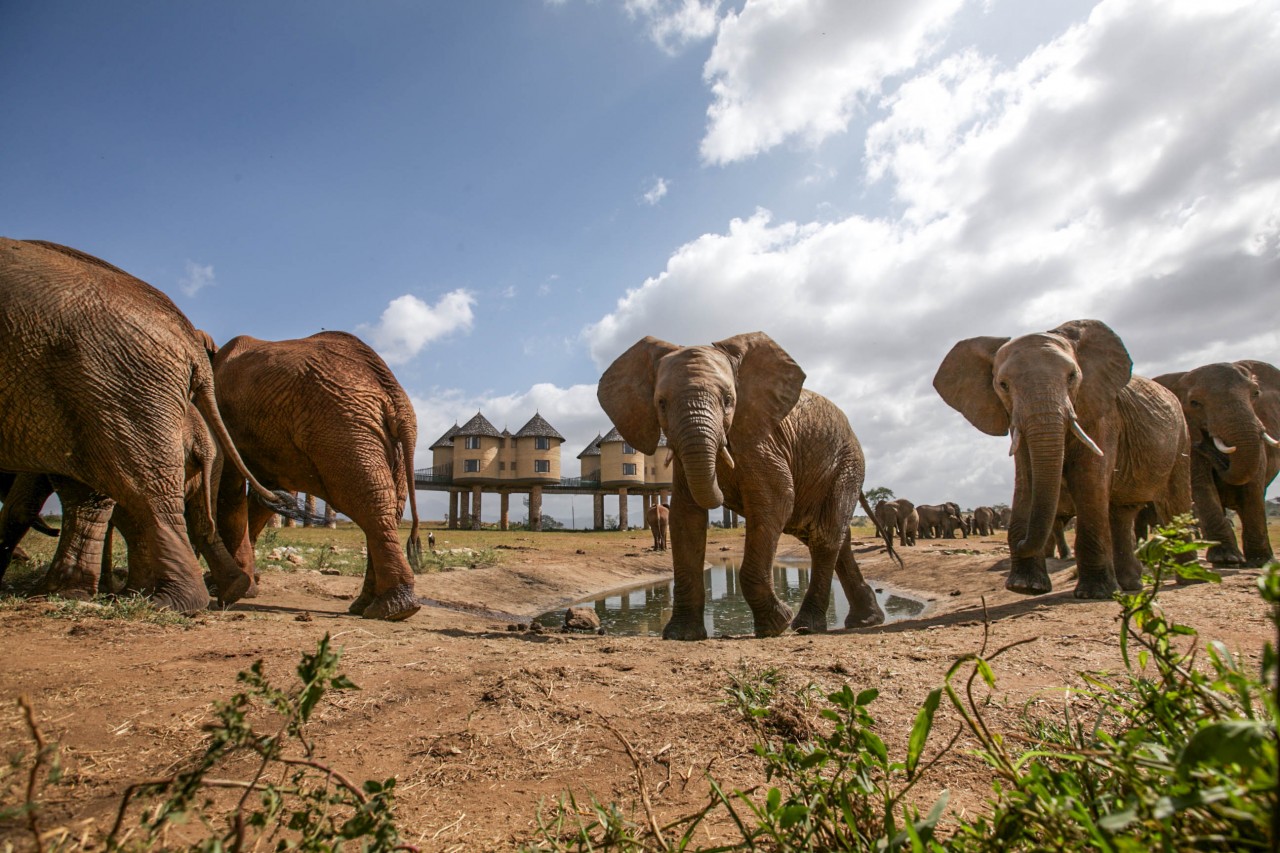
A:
[[113, 490, 210, 615], [739, 518, 791, 638], [792, 534, 836, 633], [39, 481, 113, 600], [345, 503, 419, 622], [1236, 481, 1275, 567], [1066, 466, 1120, 599], [833, 530, 883, 629], [663, 484, 710, 641], [1109, 504, 1144, 591]]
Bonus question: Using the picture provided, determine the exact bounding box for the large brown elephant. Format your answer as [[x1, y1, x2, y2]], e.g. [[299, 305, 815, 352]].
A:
[[0, 239, 287, 613], [646, 502, 670, 551], [874, 498, 917, 547], [1154, 360, 1280, 567], [916, 502, 966, 539], [934, 319, 1191, 598], [212, 331, 422, 621], [599, 332, 883, 640]]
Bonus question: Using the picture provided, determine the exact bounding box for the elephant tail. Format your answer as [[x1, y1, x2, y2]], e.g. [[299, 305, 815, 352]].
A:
[[860, 491, 902, 569], [389, 396, 422, 571], [189, 363, 302, 519]]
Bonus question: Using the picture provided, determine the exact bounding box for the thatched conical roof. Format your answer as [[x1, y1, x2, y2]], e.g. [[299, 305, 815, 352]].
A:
[[577, 434, 603, 459], [514, 412, 564, 441], [456, 412, 502, 438], [429, 423, 460, 450]]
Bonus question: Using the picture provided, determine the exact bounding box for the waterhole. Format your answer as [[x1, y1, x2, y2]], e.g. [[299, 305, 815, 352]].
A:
[[535, 559, 928, 637]]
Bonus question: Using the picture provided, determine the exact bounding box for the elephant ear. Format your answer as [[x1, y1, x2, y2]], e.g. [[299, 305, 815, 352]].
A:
[[598, 336, 680, 455], [1051, 319, 1132, 424], [933, 336, 1011, 436], [1152, 371, 1187, 403], [1238, 360, 1280, 397], [195, 329, 219, 359], [713, 332, 806, 449]]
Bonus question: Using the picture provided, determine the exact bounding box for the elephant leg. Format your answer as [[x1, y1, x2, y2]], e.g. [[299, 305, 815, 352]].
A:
[[792, 535, 837, 633], [1193, 465, 1243, 566], [0, 474, 55, 584], [663, 483, 710, 641], [1066, 468, 1120, 599], [342, 481, 420, 622], [39, 482, 113, 600], [1110, 504, 1144, 591], [833, 530, 883, 629], [1236, 481, 1275, 567], [113, 489, 210, 615], [1006, 513, 1052, 595], [349, 551, 377, 616], [739, 519, 791, 639], [98, 522, 116, 595]]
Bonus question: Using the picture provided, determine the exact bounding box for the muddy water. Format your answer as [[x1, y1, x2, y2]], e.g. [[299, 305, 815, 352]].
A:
[[536, 558, 928, 637]]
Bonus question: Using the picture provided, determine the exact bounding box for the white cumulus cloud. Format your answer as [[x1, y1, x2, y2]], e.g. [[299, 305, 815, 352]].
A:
[[643, 176, 670, 205], [359, 290, 475, 366], [179, 260, 215, 297], [626, 0, 722, 54]]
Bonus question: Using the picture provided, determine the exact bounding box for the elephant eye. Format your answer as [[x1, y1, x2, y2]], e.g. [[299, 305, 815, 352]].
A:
[[1189, 399, 1202, 408], [723, 394, 734, 408], [997, 380, 1009, 392], [1252, 388, 1262, 398]]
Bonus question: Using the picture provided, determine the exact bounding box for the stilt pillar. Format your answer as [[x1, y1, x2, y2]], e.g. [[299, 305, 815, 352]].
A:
[[500, 492, 510, 530], [618, 487, 628, 530], [530, 486, 543, 532], [323, 502, 337, 529], [471, 485, 483, 530], [303, 494, 316, 527], [593, 493, 605, 530], [448, 491, 459, 529], [642, 493, 652, 529]]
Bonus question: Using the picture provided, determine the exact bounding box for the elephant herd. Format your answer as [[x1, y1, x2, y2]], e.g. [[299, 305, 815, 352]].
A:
[[3, 239, 1276, 641], [0, 238, 422, 620]]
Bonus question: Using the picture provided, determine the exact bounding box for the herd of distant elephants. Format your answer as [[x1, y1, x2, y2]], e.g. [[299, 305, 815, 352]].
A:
[[1, 238, 1277, 640]]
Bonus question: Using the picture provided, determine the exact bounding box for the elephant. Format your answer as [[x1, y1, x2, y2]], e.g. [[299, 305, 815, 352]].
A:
[[212, 331, 422, 621], [1154, 360, 1280, 567], [0, 239, 289, 613], [971, 506, 997, 536], [598, 332, 885, 640], [998, 506, 1012, 529], [917, 502, 966, 539], [647, 502, 670, 551], [0, 403, 260, 602], [935, 319, 1191, 598], [874, 498, 917, 547], [0, 472, 58, 583]]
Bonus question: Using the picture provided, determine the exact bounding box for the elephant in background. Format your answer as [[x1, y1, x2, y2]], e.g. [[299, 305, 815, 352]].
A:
[[647, 502, 670, 551], [1155, 360, 1280, 567], [998, 506, 1012, 529], [971, 506, 997, 536], [0, 473, 58, 583], [917, 502, 966, 539], [875, 498, 917, 547], [599, 332, 885, 639], [0, 239, 289, 613], [935, 319, 1191, 598], [213, 331, 422, 622]]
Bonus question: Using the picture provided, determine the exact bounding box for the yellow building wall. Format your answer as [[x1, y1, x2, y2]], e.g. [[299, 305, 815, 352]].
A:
[[453, 436, 502, 481], [600, 441, 645, 486], [513, 438, 561, 482]]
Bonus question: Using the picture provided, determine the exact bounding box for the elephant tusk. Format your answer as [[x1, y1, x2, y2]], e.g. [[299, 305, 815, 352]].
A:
[[718, 443, 736, 470], [1070, 419, 1105, 457], [663, 449, 675, 467], [1212, 435, 1237, 454], [1262, 432, 1279, 448], [1008, 426, 1020, 457]]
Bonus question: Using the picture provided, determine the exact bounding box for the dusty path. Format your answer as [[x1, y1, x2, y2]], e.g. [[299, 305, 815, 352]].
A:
[[0, 525, 1273, 850]]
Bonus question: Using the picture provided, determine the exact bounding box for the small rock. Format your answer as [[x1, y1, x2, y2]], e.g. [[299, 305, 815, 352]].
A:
[[295, 612, 314, 622], [507, 623, 529, 632], [321, 569, 342, 576], [564, 606, 601, 632], [529, 621, 544, 633], [949, 590, 962, 596], [575, 549, 586, 555], [286, 553, 306, 566]]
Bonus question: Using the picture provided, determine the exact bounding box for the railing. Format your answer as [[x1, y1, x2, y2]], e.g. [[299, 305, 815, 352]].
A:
[[413, 465, 453, 484], [557, 475, 601, 489]]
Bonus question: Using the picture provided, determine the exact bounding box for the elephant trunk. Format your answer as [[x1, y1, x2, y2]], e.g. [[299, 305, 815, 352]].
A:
[[671, 404, 725, 510], [1015, 415, 1067, 559], [1216, 422, 1266, 487]]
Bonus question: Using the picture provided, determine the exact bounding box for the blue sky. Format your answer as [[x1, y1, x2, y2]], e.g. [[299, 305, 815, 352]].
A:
[[4, 0, 1278, 527]]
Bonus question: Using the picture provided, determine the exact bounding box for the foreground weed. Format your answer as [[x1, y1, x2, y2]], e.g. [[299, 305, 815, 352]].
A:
[[529, 517, 1277, 852], [106, 633, 401, 851]]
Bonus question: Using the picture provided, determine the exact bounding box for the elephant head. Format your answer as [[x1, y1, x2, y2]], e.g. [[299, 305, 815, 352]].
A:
[[598, 332, 805, 510], [934, 319, 1132, 560], [1154, 361, 1280, 487]]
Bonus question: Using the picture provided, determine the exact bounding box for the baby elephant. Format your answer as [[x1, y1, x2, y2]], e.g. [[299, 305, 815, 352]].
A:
[[647, 502, 670, 551]]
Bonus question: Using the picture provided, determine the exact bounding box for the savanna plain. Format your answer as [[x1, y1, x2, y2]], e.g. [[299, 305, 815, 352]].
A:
[[0, 519, 1276, 850]]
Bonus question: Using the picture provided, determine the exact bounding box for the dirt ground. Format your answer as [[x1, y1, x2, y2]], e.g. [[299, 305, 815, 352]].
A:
[[0, 524, 1275, 851]]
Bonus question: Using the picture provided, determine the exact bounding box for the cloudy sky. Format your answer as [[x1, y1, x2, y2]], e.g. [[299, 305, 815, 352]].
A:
[[4, 0, 1278, 526]]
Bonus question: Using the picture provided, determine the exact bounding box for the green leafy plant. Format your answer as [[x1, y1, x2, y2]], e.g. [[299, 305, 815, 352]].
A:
[[106, 633, 401, 851]]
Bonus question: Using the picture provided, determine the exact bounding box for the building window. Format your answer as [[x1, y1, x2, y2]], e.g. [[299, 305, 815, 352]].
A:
[[534, 459, 551, 473], [464, 459, 480, 473], [465, 436, 481, 450], [622, 443, 636, 455], [498, 461, 506, 471], [535, 436, 551, 450], [623, 463, 637, 476]]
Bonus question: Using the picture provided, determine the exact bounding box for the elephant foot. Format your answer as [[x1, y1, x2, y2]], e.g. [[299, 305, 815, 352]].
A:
[[1072, 570, 1120, 600], [39, 570, 99, 602], [1206, 543, 1244, 568], [1114, 562, 1144, 592], [752, 599, 793, 639], [150, 582, 212, 616], [208, 570, 255, 606], [1242, 548, 1275, 569], [844, 601, 885, 629], [662, 615, 708, 641], [359, 583, 421, 621], [790, 606, 829, 634], [1006, 558, 1052, 596]]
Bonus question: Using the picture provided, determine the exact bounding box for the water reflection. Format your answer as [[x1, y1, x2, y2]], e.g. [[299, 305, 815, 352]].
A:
[[536, 560, 927, 637]]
